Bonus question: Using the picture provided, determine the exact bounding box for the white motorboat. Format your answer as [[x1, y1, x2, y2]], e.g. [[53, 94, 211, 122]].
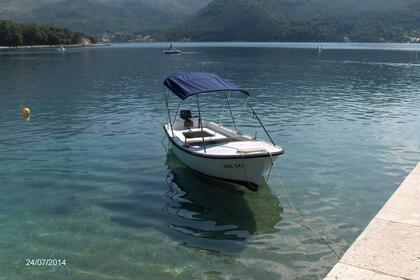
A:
[[164, 44, 181, 54], [57, 45, 66, 52], [163, 72, 284, 191], [318, 44, 323, 54]]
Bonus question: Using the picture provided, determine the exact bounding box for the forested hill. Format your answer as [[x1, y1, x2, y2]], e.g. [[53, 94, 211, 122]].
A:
[[168, 0, 285, 41], [169, 0, 420, 42], [0, 0, 419, 42], [0, 20, 96, 46], [0, 0, 211, 35]]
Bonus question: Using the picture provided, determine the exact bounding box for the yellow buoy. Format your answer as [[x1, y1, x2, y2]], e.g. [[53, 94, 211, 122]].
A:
[[22, 107, 31, 119]]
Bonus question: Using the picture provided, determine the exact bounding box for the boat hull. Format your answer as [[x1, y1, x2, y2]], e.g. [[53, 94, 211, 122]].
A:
[[164, 51, 181, 54], [169, 140, 278, 191]]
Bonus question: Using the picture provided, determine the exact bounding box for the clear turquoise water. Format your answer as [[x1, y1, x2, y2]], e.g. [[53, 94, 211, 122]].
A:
[[0, 43, 419, 279]]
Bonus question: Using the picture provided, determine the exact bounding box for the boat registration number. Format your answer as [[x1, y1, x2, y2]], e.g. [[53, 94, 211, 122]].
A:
[[223, 163, 245, 169]]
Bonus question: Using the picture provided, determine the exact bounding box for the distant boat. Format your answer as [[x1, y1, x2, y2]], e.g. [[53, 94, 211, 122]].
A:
[[164, 44, 181, 54], [57, 45, 66, 52]]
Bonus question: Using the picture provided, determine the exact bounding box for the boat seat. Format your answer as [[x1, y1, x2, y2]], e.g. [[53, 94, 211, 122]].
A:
[[173, 127, 227, 144], [186, 129, 227, 144]]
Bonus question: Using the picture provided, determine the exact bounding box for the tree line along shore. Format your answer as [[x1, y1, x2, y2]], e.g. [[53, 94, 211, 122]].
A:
[[0, 20, 96, 47]]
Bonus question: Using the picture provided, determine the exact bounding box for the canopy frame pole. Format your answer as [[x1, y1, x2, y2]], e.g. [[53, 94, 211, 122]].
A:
[[163, 86, 175, 138], [171, 100, 183, 127], [195, 94, 206, 153], [226, 91, 238, 132], [218, 96, 228, 126], [248, 102, 276, 146], [236, 96, 249, 119]]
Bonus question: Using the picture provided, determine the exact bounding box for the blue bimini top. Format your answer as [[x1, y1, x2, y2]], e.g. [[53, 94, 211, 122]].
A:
[[163, 72, 249, 100]]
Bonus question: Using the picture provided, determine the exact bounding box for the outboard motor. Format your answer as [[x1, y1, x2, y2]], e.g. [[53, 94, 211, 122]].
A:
[[180, 110, 193, 128]]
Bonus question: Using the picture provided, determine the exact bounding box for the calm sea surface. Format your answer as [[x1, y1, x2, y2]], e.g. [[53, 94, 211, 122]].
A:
[[0, 43, 419, 279]]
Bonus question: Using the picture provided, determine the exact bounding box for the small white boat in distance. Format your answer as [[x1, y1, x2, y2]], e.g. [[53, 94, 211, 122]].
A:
[[57, 45, 66, 51], [164, 44, 181, 54], [163, 72, 284, 191]]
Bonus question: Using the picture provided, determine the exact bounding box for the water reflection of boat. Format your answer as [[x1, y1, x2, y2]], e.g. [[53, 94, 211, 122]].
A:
[[164, 151, 282, 253]]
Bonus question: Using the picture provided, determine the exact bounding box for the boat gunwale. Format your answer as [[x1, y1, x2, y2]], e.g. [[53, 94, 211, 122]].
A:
[[164, 125, 284, 159]]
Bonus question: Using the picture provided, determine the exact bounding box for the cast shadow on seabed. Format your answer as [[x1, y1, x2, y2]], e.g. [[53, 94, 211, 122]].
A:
[[100, 151, 283, 255]]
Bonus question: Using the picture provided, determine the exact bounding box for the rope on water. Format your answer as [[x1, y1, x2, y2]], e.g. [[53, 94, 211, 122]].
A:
[[162, 131, 346, 258], [161, 134, 168, 152], [267, 152, 347, 259]]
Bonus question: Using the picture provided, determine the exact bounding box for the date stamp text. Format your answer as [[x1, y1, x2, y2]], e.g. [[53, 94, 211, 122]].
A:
[[25, 259, 66, 267]]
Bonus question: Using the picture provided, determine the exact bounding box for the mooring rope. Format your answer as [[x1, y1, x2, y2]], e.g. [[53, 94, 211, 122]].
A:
[[267, 152, 347, 259], [162, 131, 346, 258], [161, 134, 168, 152], [227, 145, 347, 258]]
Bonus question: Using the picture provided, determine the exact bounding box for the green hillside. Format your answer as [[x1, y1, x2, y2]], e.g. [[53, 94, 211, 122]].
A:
[[0, 0, 211, 35], [0, 0, 419, 42], [169, 0, 285, 41], [0, 19, 96, 46], [169, 0, 420, 42]]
